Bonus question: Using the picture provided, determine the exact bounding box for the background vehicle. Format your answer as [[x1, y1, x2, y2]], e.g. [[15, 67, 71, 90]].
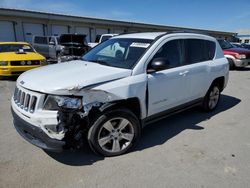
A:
[[230, 42, 244, 48], [0, 42, 45, 77], [11, 32, 229, 156], [218, 39, 250, 69], [58, 34, 90, 62], [32, 36, 62, 62], [88, 34, 118, 48], [33, 34, 90, 63], [241, 43, 250, 50]]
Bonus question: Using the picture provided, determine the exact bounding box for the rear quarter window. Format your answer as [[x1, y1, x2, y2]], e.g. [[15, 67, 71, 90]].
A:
[[34, 37, 48, 44], [185, 39, 215, 64]]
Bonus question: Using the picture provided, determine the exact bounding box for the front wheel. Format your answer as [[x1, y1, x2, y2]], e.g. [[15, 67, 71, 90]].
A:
[[202, 84, 221, 111], [88, 108, 141, 157]]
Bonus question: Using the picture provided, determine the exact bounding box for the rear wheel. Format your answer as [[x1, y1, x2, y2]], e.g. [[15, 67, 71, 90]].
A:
[[202, 84, 221, 111], [88, 108, 141, 157]]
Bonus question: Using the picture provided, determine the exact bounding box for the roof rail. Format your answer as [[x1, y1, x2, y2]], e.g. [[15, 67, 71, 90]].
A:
[[166, 30, 210, 35]]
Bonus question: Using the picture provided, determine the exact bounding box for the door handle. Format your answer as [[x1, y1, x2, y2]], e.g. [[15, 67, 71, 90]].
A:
[[179, 70, 189, 76]]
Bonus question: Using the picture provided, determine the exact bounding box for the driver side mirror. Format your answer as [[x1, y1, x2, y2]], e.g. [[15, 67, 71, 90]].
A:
[[150, 58, 170, 72], [49, 41, 55, 45]]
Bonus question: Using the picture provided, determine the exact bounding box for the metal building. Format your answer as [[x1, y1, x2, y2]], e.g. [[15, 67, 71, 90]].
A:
[[0, 8, 237, 43]]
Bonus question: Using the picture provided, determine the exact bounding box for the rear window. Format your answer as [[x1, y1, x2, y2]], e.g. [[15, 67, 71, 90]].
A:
[[185, 39, 215, 64], [34, 36, 48, 44]]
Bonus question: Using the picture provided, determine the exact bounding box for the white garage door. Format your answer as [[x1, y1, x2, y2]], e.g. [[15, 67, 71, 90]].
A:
[[51, 25, 68, 36], [95, 28, 109, 42], [96, 28, 109, 36], [0, 21, 15, 41], [113, 29, 124, 34], [75, 27, 90, 42], [23, 23, 44, 43]]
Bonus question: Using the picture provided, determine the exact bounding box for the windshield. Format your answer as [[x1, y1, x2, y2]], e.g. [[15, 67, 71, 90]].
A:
[[0, 44, 35, 53], [218, 39, 234, 49], [82, 38, 153, 69]]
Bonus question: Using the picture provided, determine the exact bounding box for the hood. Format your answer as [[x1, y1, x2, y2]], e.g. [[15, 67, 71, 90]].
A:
[[223, 47, 250, 54], [0, 52, 45, 61], [60, 34, 87, 45], [17, 60, 132, 94]]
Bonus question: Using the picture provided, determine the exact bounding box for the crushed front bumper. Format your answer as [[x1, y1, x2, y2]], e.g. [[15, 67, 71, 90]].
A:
[[11, 107, 65, 152]]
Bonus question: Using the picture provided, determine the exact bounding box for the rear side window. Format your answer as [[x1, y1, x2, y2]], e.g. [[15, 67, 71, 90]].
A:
[[34, 36, 48, 44], [185, 39, 215, 64]]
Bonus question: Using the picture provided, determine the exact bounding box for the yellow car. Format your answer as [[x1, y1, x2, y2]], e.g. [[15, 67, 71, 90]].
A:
[[0, 42, 46, 77]]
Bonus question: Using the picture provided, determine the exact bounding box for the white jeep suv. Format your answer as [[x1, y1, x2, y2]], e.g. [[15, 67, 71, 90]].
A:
[[11, 32, 229, 156]]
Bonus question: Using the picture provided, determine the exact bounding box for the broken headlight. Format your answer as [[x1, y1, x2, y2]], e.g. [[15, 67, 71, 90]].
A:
[[43, 95, 82, 110]]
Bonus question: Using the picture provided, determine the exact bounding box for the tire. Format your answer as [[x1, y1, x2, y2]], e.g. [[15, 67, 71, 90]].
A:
[[88, 108, 141, 157], [202, 83, 221, 112], [227, 58, 235, 70]]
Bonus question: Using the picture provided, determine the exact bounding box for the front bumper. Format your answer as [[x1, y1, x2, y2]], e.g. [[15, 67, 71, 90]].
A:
[[11, 107, 65, 152], [234, 59, 250, 67], [0, 65, 41, 76]]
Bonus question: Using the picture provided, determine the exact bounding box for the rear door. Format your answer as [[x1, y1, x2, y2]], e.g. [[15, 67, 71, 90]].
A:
[[183, 39, 215, 100]]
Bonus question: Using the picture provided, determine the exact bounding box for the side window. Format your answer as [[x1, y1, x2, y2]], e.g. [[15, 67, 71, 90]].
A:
[[49, 37, 56, 45], [206, 40, 216, 60], [184, 39, 215, 64], [34, 37, 48, 44], [151, 39, 183, 69]]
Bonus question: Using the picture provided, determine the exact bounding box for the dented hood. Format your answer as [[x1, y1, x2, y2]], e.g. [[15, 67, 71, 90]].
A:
[[17, 60, 132, 94]]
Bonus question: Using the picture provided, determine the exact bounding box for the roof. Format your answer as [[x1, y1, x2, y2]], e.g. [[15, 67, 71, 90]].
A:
[[0, 8, 237, 36], [0, 42, 29, 45]]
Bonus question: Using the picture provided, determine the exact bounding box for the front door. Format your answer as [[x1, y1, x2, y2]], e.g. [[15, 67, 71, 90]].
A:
[[147, 39, 190, 116]]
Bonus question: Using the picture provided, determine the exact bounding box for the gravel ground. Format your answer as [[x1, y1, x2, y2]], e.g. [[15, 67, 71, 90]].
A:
[[0, 68, 250, 188]]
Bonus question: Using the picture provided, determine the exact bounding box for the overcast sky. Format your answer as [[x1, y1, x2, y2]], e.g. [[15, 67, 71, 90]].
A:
[[1, 0, 250, 32]]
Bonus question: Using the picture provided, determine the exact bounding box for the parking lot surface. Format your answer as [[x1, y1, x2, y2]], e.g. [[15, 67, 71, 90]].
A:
[[0, 68, 250, 188]]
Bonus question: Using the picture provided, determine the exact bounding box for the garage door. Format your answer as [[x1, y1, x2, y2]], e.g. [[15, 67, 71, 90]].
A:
[[51, 25, 68, 36], [23, 23, 44, 43], [113, 29, 124, 34], [75, 27, 90, 42], [0, 21, 15, 42], [95, 28, 109, 42], [96, 28, 108, 36]]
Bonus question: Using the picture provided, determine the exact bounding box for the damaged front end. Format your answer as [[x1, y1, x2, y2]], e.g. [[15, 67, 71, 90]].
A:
[[43, 90, 118, 150]]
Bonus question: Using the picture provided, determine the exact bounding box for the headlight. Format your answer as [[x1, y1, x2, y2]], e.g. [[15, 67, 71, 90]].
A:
[[236, 54, 246, 59], [0, 61, 8, 66], [43, 95, 82, 110]]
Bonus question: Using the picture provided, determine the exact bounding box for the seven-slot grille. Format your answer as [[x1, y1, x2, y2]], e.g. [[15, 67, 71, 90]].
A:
[[13, 87, 37, 113]]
